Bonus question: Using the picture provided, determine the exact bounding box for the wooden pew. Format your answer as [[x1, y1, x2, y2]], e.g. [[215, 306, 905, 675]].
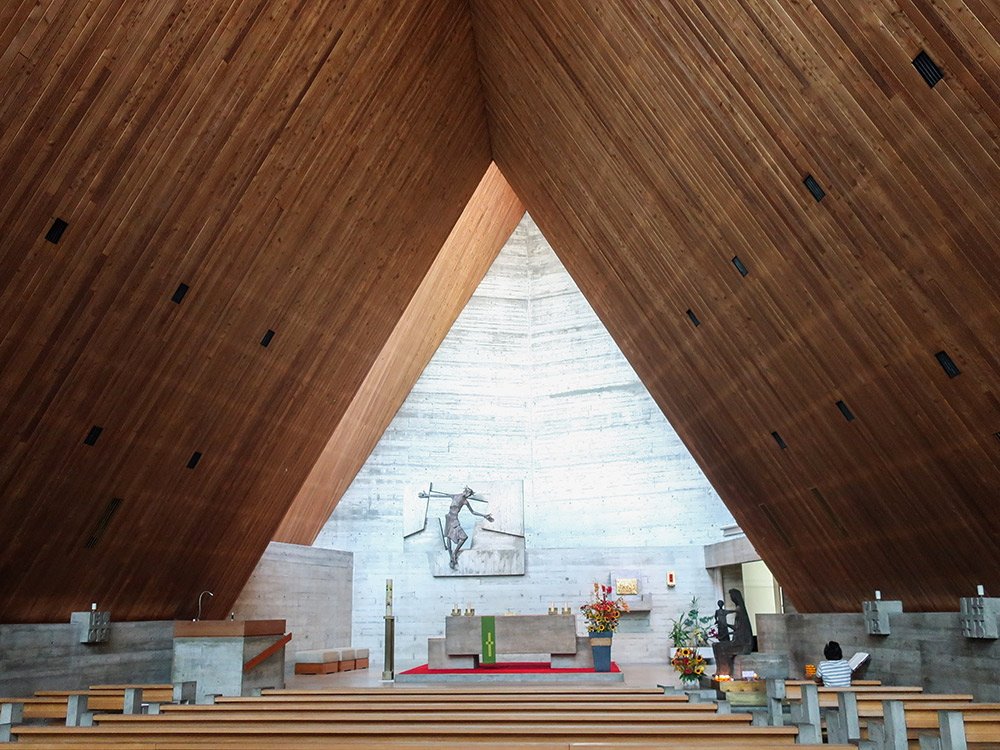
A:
[[12, 723, 805, 747], [783, 683, 923, 701], [95, 710, 755, 726], [264, 686, 667, 696], [161, 699, 720, 713], [217, 692, 686, 704]]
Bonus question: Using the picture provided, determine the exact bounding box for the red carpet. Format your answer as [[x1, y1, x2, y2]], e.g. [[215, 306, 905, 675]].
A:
[[400, 661, 621, 675]]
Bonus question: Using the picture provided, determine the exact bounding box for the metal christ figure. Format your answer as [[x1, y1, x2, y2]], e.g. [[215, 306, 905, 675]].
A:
[[418, 485, 494, 569]]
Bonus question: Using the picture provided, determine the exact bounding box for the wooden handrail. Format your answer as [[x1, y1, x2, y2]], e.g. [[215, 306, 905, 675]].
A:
[[244, 633, 292, 672]]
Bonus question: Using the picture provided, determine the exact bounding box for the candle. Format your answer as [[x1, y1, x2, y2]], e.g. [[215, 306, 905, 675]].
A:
[[977, 584, 985, 596], [385, 579, 393, 616], [875, 590, 881, 600]]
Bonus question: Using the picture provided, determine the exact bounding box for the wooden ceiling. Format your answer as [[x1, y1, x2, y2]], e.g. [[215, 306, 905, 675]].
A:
[[274, 165, 524, 545], [3, 0, 1000, 620], [468, 0, 1000, 611], [0, 0, 492, 622]]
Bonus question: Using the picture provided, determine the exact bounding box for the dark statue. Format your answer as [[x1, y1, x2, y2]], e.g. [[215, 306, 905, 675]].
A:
[[714, 599, 734, 642], [418, 485, 494, 569], [711, 588, 753, 676]]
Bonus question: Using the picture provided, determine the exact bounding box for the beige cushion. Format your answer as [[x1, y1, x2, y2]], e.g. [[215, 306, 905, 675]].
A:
[[321, 649, 342, 662], [354, 648, 369, 659], [295, 650, 329, 664], [339, 648, 356, 660]]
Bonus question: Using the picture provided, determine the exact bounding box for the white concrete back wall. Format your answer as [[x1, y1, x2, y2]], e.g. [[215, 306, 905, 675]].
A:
[[232, 542, 352, 675], [314, 214, 735, 669]]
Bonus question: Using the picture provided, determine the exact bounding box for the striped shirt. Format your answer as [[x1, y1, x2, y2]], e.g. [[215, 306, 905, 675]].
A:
[[816, 658, 852, 687]]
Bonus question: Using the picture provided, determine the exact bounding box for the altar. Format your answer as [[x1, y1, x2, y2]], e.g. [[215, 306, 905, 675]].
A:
[[439, 614, 577, 668]]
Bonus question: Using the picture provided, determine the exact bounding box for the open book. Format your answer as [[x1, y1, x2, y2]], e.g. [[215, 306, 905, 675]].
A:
[[849, 652, 870, 672]]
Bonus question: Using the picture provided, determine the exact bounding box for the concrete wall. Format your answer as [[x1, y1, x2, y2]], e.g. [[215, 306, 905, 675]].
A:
[[314, 214, 735, 669], [758, 611, 1000, 701], [0, 620, 173, 698], [231, 542, 352, 674]]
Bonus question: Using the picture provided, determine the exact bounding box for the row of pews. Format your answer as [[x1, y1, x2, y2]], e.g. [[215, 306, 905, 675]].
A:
[[3, 684, 834, 749], [1, 680, 998, 748]]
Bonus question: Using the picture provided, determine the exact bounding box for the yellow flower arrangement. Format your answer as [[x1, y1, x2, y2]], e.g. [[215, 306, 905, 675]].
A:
[[581, 583, 629, 633], [670, 646, 707, 684]]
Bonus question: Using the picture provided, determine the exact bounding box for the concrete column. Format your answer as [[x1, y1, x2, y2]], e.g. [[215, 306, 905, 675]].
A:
[[765, 677, 785, 726], [65, 695, 89, 727], [938, 710, 968, 750], [1, 702, 24, 743], [794, 683, 821, 744], [122, 687, 143, 715], [882, 700, 908, 750]]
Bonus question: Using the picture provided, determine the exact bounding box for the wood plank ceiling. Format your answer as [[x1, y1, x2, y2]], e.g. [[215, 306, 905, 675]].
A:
[[0, 0, 492, 622], [274, 164, 524, 545], [4, 0, 1000, 620], [468, 0, 1000, 611]]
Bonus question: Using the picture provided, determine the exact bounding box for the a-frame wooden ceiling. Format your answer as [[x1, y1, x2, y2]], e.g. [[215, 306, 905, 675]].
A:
[[2, 0, 999, 621]]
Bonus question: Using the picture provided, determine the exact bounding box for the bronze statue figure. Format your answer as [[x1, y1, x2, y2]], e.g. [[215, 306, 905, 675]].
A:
[[713, 599, 734, 643], [711, 588, 753, 676], [418, 485, 494, 569]]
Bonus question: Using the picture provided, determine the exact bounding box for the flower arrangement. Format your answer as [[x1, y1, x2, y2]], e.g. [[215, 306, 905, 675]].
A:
[[670, 647, 707, 684], [581, 583, 630, 633], [668, 596, 715, 648]]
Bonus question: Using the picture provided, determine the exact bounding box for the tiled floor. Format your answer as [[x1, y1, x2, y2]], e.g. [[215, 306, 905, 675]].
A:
[[287, 662, 687, 690]]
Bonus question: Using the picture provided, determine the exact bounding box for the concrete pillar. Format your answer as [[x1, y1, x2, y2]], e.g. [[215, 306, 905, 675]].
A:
[[1, 702, 24, 743], [938, 710, 968, 750], [882, 700, 908, 750], [172, 681, 196, 704], [122, 687, 143, 715], [828, 691, 860, 745], [65, 694, 89, 727], [794, 683, 821, 744], [765, 677, 785, 726]]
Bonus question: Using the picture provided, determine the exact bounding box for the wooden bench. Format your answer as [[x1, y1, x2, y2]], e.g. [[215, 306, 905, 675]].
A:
[[213, 692, 694, 705], [12, 723, 805, 746], [96, 709, 755, 725], [264, 686, 666, 695], [162, 699, 721, 713]]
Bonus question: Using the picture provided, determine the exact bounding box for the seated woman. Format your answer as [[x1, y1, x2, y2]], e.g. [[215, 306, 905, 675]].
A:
[[814, 640, 852, 687]]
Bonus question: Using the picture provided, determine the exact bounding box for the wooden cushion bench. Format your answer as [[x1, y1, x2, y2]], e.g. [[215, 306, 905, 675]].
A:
[[294, 647, 370, 674]]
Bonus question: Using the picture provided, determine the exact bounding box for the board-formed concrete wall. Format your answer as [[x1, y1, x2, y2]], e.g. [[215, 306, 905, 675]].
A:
[[758, 611, 1000, 702], [0, 620, 173, 698], [314, 214, 735, 668], [231, 542, 352, 674]]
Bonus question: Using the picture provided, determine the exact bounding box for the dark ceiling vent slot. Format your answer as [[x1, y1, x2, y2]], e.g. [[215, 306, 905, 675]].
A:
[[732, 256, 749, 277], [835, 400, 855, 421], [994, 431, 1000, 443], [913, 51, 943, 88], [934, 350, 961, 378], [83, 426, 103, 446], [771, 431, 787, 449], [84, 497, 123, 549], [171, 283, 190, 304], [803, 175, 825, 202], [260, 329, 275, 347], [686, 309, 701, 327], [758, 503, 794, 548], [810, 487, 848, 538], [187, 451, 202, 469], [45, 218, 69, 244]]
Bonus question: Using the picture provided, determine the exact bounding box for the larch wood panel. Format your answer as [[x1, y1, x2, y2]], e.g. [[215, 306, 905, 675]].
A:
[[468, 0, 1000, 611], [0, 0, 491, 622], [274, 163, 524, 544]]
